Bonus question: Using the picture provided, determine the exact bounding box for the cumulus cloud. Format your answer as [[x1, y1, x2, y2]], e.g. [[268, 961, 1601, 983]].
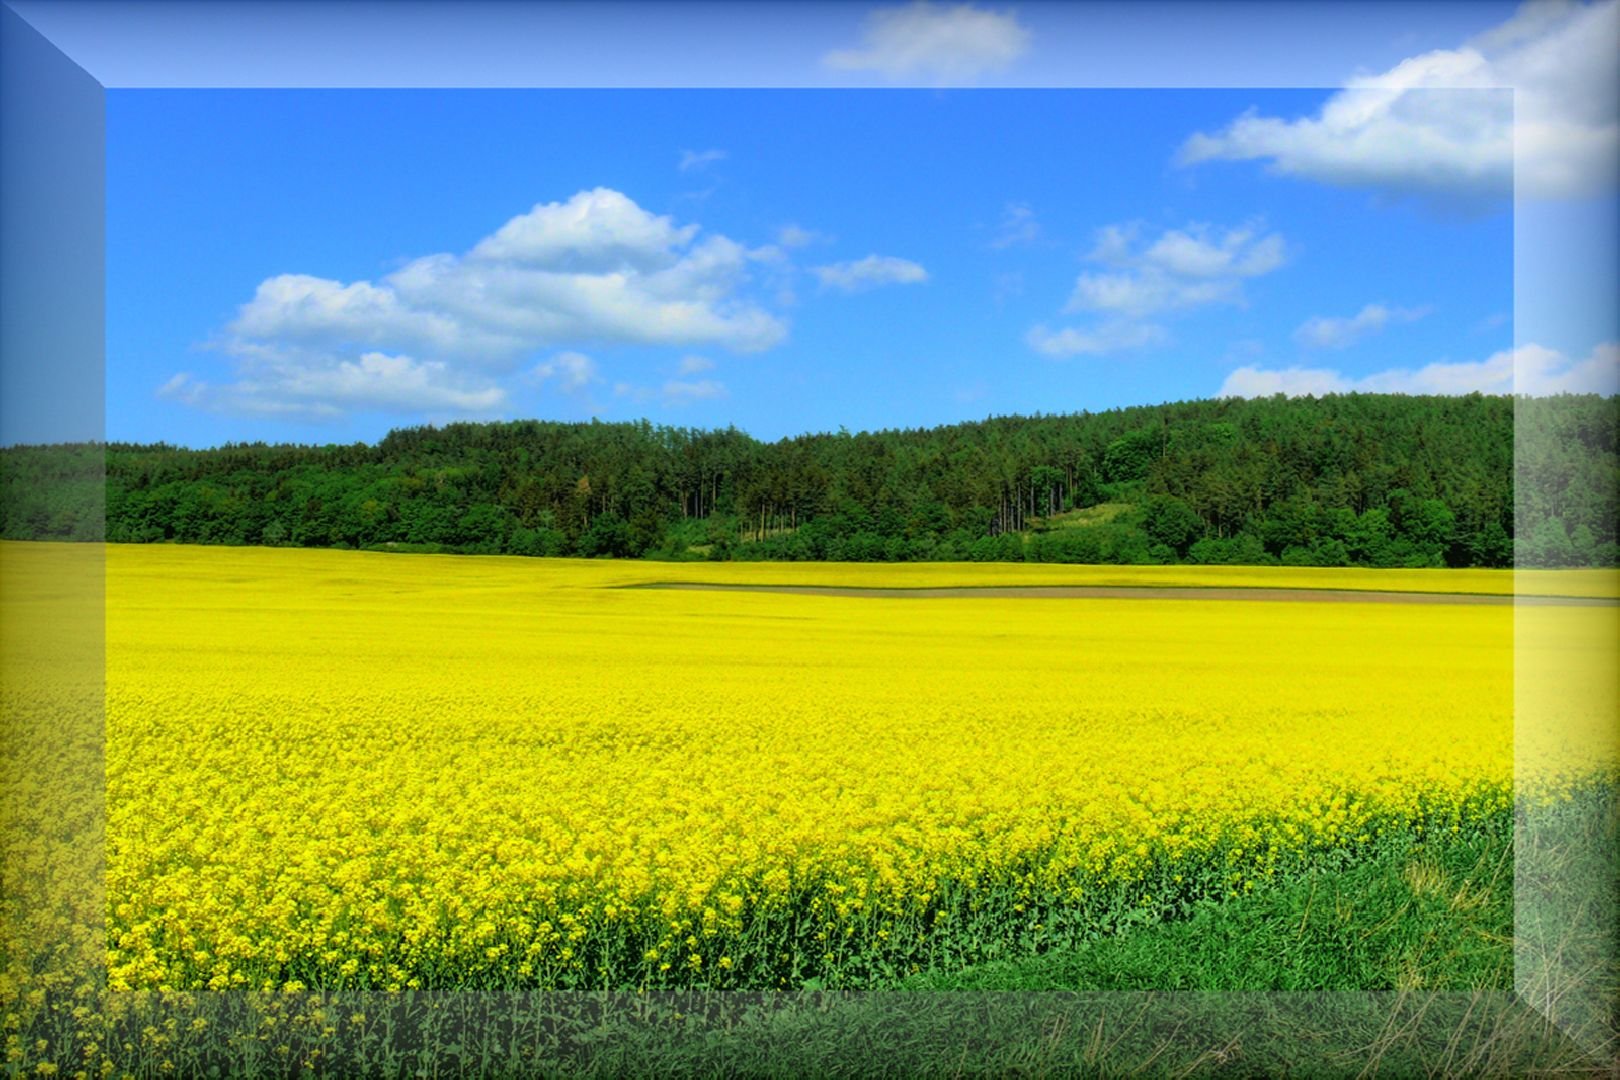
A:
[[155, 351, 506, 419], [678, 355, 716, 374], [1026, 322, 1170, 358], [1066, 220, 1287, 317], [661, 378, 728, 403], [811, 254, 929, 292], [823, 1, 1031, 84], [678, 148, 727, 172], [991, 202, 1040, 248], [1178, 0, 1619, 199], [1068, 274, 1236, 318], [1217, 365, 1353, 399], [614, 376, 729, 406], [530, 351, 600, 393], [1218, 341, 1619, 397], [169, 189, 788, 418], [777, 224, 822, 248], [236, 191, 787, 356], [464, 190, 698, 272], [1028, 219, 1286, 358], [1294, 303, 1433, 349], [1143, 226, 1286, 279]]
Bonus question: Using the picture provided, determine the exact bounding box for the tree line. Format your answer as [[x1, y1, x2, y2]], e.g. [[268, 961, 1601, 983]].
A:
[[2, 393, 1615, 568]]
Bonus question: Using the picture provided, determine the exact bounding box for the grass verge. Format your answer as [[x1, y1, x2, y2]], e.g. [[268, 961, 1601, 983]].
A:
[[899, 824, 1515, 992], [11, 792, 1616, 1075]]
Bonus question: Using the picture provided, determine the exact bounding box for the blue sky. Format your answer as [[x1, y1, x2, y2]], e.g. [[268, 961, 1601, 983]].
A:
[[96, 1, 1617, 449]]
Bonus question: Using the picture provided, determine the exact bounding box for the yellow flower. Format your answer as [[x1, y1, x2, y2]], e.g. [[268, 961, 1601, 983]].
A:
[[81, 542, 1595, 992]]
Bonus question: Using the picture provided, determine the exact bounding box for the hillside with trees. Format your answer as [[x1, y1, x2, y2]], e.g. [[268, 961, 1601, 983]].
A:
[[3, 394, 1615, 568]]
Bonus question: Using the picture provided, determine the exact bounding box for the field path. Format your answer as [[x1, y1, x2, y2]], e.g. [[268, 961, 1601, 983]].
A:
[[627, 582, 1618, 605]]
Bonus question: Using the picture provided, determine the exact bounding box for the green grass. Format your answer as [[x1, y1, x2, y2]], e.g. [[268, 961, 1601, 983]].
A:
[[1034, 502, 1133, 530], [899, 826, 1515, 992], [15, 792, 1617, 1076], [1515, 785, 1620, 1061]]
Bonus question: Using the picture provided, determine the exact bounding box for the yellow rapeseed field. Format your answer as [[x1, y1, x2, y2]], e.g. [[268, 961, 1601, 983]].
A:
[[58, 543, 1598, 993]]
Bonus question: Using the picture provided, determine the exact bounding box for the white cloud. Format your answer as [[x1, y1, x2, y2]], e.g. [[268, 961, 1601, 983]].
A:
[[613, 376, 729, 406], [1294, 303, 1432, 349], [743, 244, 787, 266], [229, 274, 498, 356], [174, 189, 790, 418], [1142, 225, 1286, 279], [662, 379, 728, 404], [1218, 341, 1620, 397], [678, 355, 716, 374], [812, 254, 929, 292], [530, 351, 600, 393], [1067, 272, 1239, 318], [1217, 366, 1356, 399], [777, 224, 821, 248], [1179, 0, 1619, 199], [311, 353, 506, 412], [1086, 222, 1138, 264], [1512, 341, 1620, 393], [466, 188, 698, 272], [156, 372, 202, 404], [823, 1, 1031, 84], [678, 148, 727, 172], [1066, 220, 1287, 316], [233, 187, 784, 356], [1026, 219, 1285, 358], [234, 190, 786, 357], [991, 202, 1040, 248], [156, 350, 506, 419], [1026, 321, 1170, 357]]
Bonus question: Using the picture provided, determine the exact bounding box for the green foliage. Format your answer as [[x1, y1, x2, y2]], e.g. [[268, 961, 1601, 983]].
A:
[[903, 816, 1516, 992], [1141, 494, 1205, 557], [4, 393, 1616, 567], [0, 444, 105, 541], [1188, 532, 1273, 566], [1523, 517, 1577, 567], [16, 789, 1617, 1077], [1102, 427, 1161, 484], [1026, 522, 1155, 564], [17, 981, 1599, 1078]]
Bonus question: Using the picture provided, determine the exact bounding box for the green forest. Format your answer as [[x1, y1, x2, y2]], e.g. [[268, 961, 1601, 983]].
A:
[[3, 393, 1616, 568]]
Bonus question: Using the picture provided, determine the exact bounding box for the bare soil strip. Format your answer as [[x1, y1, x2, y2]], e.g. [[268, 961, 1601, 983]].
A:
[[628, 583, 1618, 606]]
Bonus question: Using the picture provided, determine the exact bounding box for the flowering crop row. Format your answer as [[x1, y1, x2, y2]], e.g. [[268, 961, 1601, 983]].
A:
[[93, 545, 1610, 993]]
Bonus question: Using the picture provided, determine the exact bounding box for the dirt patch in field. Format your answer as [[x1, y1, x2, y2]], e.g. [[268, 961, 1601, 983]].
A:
[[628, 583, 1617, 606]]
